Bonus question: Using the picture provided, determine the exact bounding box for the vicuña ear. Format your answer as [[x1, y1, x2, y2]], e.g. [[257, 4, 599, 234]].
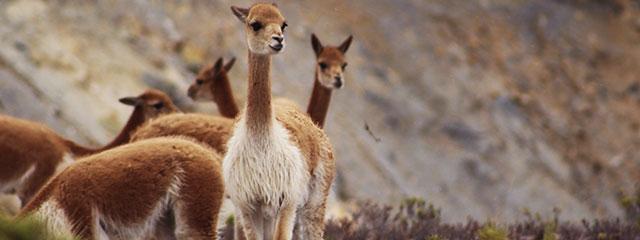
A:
[[311, 33, 323, 57], [338, 35, 353, 54], [231, 6, 249, 23], [213, 57, 224, 73], [119, 96, 142, 106], [224, 57, 236, 72]]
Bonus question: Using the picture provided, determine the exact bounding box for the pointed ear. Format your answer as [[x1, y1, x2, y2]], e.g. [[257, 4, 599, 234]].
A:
[[338, 35, 353, 54], [231, 6, 249, 23], [119, 97, 142, 106], [213, 57, 224, 72], [224, 57, 236, 72], [311, 33, 323, 57]]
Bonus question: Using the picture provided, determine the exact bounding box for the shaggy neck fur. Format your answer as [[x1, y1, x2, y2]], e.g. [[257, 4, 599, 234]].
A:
[[306, 72, 332, 128], [211, 73, 240, 118], [245, 51, 273, 134], [63, 107, 146, 156]]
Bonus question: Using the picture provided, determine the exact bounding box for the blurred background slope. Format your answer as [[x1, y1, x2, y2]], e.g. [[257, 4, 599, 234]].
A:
[[0, 0, 639, 221]]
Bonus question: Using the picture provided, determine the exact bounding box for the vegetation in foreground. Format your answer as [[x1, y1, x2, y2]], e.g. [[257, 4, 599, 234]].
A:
[[0, 214, 74, 240], [220, 197, 640, 239], [2, 197, 639, 240]]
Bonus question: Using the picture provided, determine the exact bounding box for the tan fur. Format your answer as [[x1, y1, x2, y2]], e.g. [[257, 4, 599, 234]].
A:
[[19, 137, 224, 240], [188, 57, 240, 118], [131, 113, 235, 154], [307, 34, 353, 128], [226, 4, 335, 240], [0, 89, 177, 206]]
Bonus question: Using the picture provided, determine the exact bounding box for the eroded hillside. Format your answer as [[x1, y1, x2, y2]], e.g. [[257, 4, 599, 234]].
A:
[[1, 0, 639, 221]]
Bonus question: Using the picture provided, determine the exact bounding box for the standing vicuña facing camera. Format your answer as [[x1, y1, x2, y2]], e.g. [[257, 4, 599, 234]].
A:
[[224, 3, 336, 240]]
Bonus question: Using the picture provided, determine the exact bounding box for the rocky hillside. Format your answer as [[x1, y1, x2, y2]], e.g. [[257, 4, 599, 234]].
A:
[[1, 0, 639, 221]]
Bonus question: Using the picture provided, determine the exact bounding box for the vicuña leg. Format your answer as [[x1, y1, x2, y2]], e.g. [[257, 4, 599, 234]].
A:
[[17, 162, 55, 205], [263, 214, 276, 240], [240, 207, 264, 240], [61, 202, 96, 239], [274, 204, 296, 240], [291, 213, 302, 240], [234, 213, 247, 240], [174, 166, 223, 239], [298, 198, 328, 240]]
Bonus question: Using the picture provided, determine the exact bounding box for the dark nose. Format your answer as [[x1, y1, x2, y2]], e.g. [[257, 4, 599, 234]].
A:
[[334, 77, 343, 88], [187, 87, 196, 99], [272, 36, 283, 43]]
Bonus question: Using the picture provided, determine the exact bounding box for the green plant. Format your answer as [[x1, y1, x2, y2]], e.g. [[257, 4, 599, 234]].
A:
[[542, 221, 557, 240], [426, 234, 443, 240], [619, 188, 640, 227], [477, 223, 508, 240], [0, 214, 75, 240]]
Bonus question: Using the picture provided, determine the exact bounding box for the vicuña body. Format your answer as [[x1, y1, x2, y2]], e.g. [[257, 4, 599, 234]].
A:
[[131, 113, 234, 154], [0, 89, 177, 205], [224, 4, 335, 240], [19, 137, 224, 239], [307, 34, 353, 128]]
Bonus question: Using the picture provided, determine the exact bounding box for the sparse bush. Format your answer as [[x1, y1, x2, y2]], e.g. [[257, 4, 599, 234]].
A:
[[620, 188, 640, 227], [478, 223, 507, 240], [217, 198, 640, 239]]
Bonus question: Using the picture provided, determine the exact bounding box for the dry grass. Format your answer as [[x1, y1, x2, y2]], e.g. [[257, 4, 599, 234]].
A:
[[217, 198, 639, 239]]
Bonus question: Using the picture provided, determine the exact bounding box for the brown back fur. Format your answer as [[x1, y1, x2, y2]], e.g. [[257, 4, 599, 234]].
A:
[[131, 113, 235, 154], [20, 137, 224, 239]]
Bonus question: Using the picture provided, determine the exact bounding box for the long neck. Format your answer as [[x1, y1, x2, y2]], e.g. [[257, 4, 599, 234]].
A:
[[245, 51, 273, 133], [306, 72, 332, 128], [100, 106, 146, 150], [212, 75, 240, 118], [61, 107, 145, 157]]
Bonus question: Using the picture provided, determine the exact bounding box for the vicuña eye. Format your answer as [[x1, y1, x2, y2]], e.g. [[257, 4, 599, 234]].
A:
[[319, 62, 328, 70], [250, 22, 263, 31], [152, 102, 164, 109], [196, 79, 204, 85], [342, 63, 348, 70], [282, 22, 288, 31]]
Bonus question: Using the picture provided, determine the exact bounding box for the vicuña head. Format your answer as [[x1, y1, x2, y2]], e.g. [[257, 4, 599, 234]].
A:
[[187, 57, 240, 118], [188, 57, 236, 102], [231, 3, 287, 55], [311, 34, 353, 89], [119, 88, 178, 120]]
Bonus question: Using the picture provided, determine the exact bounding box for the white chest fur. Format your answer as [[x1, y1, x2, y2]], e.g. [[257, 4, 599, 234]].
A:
[[223, 119, 309, 215]]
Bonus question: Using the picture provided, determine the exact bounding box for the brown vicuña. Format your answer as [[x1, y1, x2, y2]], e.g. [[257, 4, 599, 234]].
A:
[[188, 57, 240, 118], [0, 89, 177, 205], [307, 33, 353, 128], [132, 58, 238, 154], [224, 4, 335, 240], [19, 137, 224, 239]]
